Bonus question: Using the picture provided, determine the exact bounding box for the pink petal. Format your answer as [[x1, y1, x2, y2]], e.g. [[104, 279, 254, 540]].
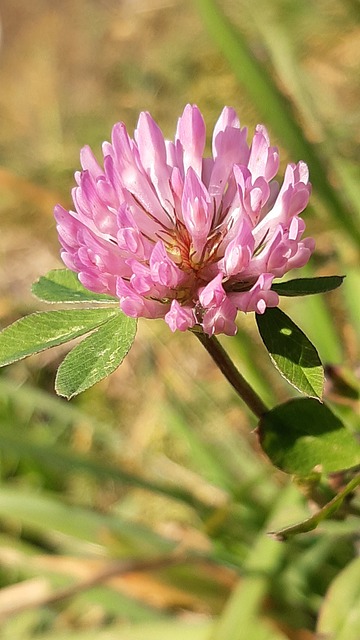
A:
[[209, 107, 249, 203], [175, 104, 206, 178], [135, 112, 174, 216], [231, 274, 279, 313], [117, 278, 167, 319], [149, 241, 184, 288], [165, 300, 195, 332], [222, 218, 254, 276], [181, 167, 212, 245], [202, 297, 238, 336], [248, 125, 279, 181], [199, 273, 226, 308], [80, 145, 104, 178]]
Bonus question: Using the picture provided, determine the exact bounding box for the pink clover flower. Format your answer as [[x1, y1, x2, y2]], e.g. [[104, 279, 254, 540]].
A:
[[55, 105, 314, 336]]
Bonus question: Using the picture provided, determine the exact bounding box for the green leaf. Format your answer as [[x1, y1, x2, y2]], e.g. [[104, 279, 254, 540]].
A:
[[256, 307, 324, 398], [32, 268, 118, 304], [258, 398, 360, 476], [270, 474, 360, 540], [0, 309, 118, 366], [55, 312, 137, 398], [317, 555, 360, 640], [272, 275, 344, 297]]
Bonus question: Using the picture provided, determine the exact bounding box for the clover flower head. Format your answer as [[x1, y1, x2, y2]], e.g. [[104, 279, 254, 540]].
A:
[[55, 105, 314, 336]]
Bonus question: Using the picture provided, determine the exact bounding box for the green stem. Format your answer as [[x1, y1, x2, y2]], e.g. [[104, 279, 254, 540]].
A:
[[194, 331, 268, 418], [270, 473, 360, 541]]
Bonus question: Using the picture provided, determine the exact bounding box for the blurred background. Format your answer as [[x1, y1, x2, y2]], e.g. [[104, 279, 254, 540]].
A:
[[0, 1, 359, 638]]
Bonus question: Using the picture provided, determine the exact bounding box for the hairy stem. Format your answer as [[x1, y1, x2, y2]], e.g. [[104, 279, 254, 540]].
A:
[[194, 331, 268, 418]]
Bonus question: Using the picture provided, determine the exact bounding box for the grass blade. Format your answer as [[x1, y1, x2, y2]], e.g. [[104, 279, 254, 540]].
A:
[[195, 0, 360, 246]]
